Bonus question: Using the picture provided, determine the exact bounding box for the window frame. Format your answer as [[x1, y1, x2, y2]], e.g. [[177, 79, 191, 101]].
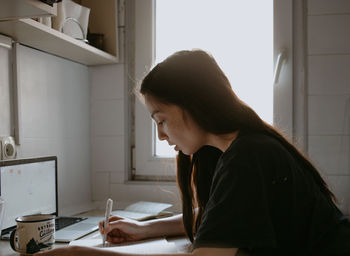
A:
[[131, 0, 295, 180], [133, 0, 176, 180]]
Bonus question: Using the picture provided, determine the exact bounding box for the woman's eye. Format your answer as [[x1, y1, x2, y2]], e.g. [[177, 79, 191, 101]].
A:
[[157, 121, 164, 126]]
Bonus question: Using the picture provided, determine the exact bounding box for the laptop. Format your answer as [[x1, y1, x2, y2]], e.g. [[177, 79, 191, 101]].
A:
[[0, 156, 101, 242]]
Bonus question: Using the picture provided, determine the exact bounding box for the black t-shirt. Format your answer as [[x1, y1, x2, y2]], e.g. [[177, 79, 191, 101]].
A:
[[193, 132, 350, 255]]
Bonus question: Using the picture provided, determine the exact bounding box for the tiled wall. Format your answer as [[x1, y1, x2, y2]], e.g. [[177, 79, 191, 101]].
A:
[[89, 64, 126, 203], [89, 64, 181, 211], [307, 0, 350, 215], [0, 44, 92, 215]]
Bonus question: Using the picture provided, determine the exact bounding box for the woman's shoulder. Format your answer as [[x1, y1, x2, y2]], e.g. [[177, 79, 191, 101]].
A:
[[230, 131, 283, 153], [220, 131, 291, 166]]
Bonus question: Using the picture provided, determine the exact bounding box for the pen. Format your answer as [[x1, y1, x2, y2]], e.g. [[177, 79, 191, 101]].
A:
[[102, 198, 113, 247]]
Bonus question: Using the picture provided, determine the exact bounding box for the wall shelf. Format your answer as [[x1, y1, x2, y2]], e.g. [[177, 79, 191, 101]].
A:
[[0, 0, 57, 21], [0, 18, 118, 66]]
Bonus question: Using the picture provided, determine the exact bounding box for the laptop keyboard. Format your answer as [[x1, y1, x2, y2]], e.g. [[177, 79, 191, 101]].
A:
[[55, 217, 87, 231]]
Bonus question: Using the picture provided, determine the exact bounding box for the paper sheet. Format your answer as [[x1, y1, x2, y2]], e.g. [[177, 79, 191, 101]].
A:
[[69, 238, 180, 254], [123, 202, 172, 214], [111, 201, 173, 221]]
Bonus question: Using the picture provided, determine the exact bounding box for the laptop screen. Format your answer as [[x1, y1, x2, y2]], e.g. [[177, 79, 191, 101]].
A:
[[0, 156, 57, 233]]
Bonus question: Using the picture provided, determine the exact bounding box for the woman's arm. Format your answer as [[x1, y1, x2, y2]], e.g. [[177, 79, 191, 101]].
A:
[[36, 214, 238, 256], [100, 214, 186, 244], [142, 213, 186, 238], [36, 245, 238, 256]]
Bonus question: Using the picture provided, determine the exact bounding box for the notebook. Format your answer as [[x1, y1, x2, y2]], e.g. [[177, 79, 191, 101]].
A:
[[111, 201, 173, 221], [0, 156, 101, 242], [70, 238, 180, 253]]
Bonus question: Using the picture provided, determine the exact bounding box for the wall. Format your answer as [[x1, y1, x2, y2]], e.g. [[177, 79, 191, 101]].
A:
[[307, 0, 350, 215], [89, 63, 181, 211], [89, 0, 181, 212], [89, 64, 125, 205], [0, 43, 92, 216]]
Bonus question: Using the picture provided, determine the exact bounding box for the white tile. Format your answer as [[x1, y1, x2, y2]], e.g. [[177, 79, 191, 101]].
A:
[[111, 171, 126, 183], [0, 96, 11, 135], [17, 138, 53, 158], [308, 95, 350, 135], [92, 172, 111, 201], [20, 44, 90, 140], [308, 15, 350, 54], [55, 137, 91, 208], [20, 71, 50, 138], [58, 67, 90, 139], [91, 99, 124, 136], [308, 0, 350, 15], [325, 175, 350, 215], [308, 135, 350, 175], [91, 136, 125, 171], [90, 64, 125, 100], [308, 55, 350, 95]]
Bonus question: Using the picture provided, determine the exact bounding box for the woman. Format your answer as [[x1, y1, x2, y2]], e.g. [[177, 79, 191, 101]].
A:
[[37, 50, 350, 256]]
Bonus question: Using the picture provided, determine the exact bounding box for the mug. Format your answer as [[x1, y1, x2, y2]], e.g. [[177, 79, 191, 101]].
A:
[[10, 214, 55, 254]]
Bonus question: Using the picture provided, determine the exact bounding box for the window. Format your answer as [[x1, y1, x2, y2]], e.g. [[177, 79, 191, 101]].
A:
[[132, 0, 293, 179]]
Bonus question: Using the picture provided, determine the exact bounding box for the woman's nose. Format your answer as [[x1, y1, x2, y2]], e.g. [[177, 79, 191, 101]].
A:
[[157, 128, 168, 141]]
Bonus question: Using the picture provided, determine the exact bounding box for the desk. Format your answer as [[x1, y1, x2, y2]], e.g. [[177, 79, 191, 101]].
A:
[[0, 237, 188, 256], [0, 236, 190, 256], [0, 210, 190, 256]]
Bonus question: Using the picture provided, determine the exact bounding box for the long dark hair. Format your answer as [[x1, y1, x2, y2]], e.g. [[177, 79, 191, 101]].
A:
[[140, 49, 335, 242]]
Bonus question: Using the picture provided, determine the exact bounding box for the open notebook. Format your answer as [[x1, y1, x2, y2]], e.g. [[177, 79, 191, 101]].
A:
[[0, 156, 101, 242], [111, 201, 173, 221], [70, 238, 181, 253]]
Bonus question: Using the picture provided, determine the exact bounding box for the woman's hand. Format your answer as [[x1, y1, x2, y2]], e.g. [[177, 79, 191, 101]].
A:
[[100, 216, 148, 244]]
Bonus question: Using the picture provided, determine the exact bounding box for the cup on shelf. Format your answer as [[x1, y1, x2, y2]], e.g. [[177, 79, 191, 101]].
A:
[[87, 32, 104, 50], [52, 0, 90, 43], [39, 17, 52, 28]]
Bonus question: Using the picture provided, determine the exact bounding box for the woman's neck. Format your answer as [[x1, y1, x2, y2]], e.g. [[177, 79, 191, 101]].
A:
[[206, 131, 240, 152]]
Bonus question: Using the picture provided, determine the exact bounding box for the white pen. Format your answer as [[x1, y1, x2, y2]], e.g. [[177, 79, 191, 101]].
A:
[[102, 198, 113, 247]]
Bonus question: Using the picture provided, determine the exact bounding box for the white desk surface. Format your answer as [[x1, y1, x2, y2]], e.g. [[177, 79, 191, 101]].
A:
[[0, 210, 190, 256]]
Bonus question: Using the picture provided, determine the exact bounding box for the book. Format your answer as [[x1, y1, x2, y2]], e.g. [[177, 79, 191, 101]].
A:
[[69, 238, 180, 253], [111, 201, 173, 221]]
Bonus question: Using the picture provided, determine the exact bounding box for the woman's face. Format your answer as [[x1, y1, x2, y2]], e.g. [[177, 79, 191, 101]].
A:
[[144, 94, 207, 155]]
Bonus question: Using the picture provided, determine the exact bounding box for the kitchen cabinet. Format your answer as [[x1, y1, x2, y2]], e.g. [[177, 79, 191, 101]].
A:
[[0, 0, 119, 66]]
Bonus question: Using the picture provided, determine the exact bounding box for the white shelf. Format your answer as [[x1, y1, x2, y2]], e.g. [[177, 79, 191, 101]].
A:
[[0, 0, 57, 21], [0, 18, 118, 66]]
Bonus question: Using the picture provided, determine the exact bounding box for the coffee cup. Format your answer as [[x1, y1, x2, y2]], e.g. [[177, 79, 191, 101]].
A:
[[10, 214, 55, 254]]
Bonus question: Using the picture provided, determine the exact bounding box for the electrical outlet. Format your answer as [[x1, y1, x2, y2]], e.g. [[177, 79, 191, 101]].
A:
[[0, 136, 16, 160]]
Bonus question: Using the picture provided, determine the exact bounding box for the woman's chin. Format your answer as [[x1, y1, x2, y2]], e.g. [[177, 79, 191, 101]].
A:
[[177, 146, 198, 155], [179, 149, 192, 156]]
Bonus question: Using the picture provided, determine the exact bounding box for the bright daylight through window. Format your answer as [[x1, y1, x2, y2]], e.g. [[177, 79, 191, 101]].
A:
[[154, 0, 273, 157]]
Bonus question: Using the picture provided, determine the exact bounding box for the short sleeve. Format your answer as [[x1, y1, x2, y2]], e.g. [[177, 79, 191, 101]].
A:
[[193, 153, 277, 250]]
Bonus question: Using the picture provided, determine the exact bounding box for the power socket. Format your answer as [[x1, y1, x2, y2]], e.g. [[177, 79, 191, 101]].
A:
[[0, 136, 17, 160]]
